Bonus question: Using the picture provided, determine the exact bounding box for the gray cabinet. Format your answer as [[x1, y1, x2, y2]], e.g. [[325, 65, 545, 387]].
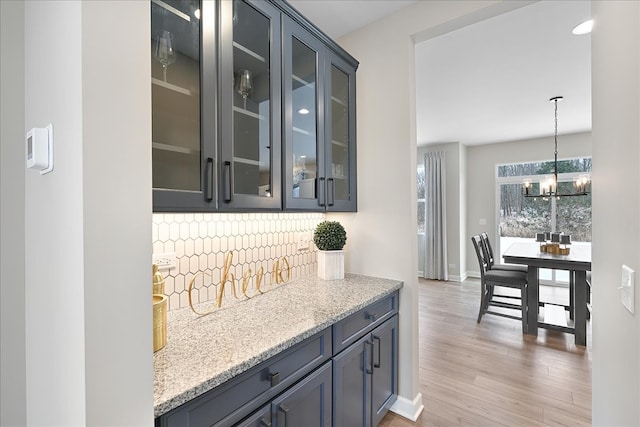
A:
[[333, 315, 398, 427], [219, 0, 282, 210], [332, 291, 399, 427], [152, 0, 358, 213], [156, 328, 331, 427], [282, 18, 357, 212], [152, 0, 218, 211]]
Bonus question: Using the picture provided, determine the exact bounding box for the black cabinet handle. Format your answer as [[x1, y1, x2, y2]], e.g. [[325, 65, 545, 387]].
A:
[[223, 161, 231, 203], [365, 340, 374, 374], [259, 418, 272, 427], [318, 177, 326, 207], [205, 158, 214, 201], [279, 404, 290, 427], [327, 178, 335, 206], [367, 312, 378, 322], [268, 372, 280, 387], [373, 335, 381, 368]]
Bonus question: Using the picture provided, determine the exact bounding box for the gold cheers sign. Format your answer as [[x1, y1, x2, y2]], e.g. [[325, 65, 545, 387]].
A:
[[187, 251, 291, 316]]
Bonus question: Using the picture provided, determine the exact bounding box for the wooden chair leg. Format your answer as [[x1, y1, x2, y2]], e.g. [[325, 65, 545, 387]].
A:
[[521, 286, 528, 334], [477, 281, 486, 323]]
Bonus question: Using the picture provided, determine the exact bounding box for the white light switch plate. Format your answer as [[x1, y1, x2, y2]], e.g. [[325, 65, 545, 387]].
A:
[[621, 264, 635, 314]]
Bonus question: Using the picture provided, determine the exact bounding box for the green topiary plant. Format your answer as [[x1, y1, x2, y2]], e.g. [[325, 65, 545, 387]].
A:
[[313, 221, 347, 251]]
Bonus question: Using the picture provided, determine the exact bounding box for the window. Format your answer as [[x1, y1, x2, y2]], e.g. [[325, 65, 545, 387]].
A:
[[497, 158, 592, 284]]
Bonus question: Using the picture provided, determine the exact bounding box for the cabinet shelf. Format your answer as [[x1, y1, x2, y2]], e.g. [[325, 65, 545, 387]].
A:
[[293, 126, 315, 136], [292, 74, 314, 89], [331, 96, 347, 107], [152, 142, 199, 155], [233, 106, 265, 120], [151, 0, 192, 22], [152, 77, 196, 97], [233, 156, 261, 166], [331, 139, 348, 148], [233, 41, 266, 63]]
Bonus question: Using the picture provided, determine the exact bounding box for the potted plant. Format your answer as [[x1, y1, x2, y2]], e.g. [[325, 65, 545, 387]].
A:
[[313, 221, 347, 280]]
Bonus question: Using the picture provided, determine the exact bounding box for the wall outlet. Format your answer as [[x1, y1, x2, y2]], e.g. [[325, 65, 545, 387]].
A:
[[296, 232, 311, 251], [153, 252, 176, 271], [448, 264, 456, 269]]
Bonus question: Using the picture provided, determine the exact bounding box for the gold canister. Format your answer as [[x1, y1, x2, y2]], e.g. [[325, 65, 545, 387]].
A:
[[153, 264, 165, 295], [153, 294, 167, 352]]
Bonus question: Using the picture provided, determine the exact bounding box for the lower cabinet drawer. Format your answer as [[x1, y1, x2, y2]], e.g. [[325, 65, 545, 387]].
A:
[[333, 292, 398, 354], [157, 328, 332, 427]]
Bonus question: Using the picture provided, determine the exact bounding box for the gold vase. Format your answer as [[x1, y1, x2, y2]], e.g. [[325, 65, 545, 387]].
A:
[[153, 294, 167, 352]]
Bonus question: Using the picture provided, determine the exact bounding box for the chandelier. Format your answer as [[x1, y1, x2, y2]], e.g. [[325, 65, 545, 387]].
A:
[[523, 96, 590, 198]]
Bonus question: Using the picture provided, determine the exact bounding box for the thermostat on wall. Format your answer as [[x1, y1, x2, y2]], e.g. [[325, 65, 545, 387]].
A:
[[26, 123, 53, 175]]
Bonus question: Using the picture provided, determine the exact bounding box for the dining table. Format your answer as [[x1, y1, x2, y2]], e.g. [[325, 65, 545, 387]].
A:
[[502, 241, 591, 346]]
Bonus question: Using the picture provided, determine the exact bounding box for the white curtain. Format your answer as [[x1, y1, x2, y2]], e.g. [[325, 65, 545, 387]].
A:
[[423, 152, 448, 280]]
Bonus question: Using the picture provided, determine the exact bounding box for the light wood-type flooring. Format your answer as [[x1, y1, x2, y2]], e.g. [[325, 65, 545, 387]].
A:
[[379, 278, 592, 427]]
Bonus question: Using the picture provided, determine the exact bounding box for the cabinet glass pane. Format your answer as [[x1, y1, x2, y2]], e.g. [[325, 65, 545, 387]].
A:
[[151, 0, 201, 191], [331, 65, 349, 201], [232, 1, 272, 197], [291, 37, 318, 199]]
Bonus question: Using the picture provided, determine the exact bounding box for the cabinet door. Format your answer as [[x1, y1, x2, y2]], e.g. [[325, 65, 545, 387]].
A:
[[219, 0, 281, 210], [153, 0, 218, 211], [236, 404, 271, 427], [271, 362, 332, 427], [371, 315, 398, 427], [332, 334, 370, 427], [282, 18, 326, 211], [325, 52, 357, 212]]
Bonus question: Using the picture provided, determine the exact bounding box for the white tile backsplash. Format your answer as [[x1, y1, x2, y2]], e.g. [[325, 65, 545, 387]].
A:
[[152, 212, 323, 311]]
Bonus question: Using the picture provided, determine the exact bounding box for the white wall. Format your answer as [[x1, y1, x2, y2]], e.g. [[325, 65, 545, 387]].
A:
[[25, 2, 86, 423], [23, 1, 152, 425], [81, 2, 153, 424], [591, 1, 640, 424], [465, 131, 592, 275], [0, 1, 26, 425], [417, 142, 465, 281], [332, 0, 529, 418]]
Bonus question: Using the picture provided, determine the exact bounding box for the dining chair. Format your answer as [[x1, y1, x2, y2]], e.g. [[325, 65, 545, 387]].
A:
[[472, 235, 528, 333], [480, 232, 528, 273]]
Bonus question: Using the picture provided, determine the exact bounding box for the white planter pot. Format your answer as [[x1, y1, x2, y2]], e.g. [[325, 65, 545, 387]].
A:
[[317, 250, 345, 280]]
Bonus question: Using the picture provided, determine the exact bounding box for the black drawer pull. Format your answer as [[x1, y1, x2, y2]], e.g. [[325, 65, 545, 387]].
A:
[[223, 161, 232, 203], [279, 404, 290, 427], [205, 157, 214, 201], [367, 313, 378, 322], [260, 417, 272, 427], [268, 372, 280, 387], [373, 335, 381, 368], [318, 177, 326, 207], [365, 340, 374, 374]]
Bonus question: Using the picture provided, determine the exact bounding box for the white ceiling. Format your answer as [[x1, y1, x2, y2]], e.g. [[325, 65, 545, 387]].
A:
[[287, 0, 592, 147], [287, 0, 417, 40]]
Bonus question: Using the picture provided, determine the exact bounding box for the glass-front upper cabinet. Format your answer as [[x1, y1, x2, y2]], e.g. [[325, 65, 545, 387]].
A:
[[152, 0, 217, 211], [219, 0, 281, 210], [283, 18, 357, 211], [325, 53, 357, 211], [283, 19, 325, 210]]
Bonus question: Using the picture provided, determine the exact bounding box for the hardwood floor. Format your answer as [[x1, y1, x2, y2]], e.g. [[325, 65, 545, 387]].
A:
[[379, 278, 592, 427]]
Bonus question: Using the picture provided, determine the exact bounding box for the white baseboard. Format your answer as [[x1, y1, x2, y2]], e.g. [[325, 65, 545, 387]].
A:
[[390, 393, 424, 422]]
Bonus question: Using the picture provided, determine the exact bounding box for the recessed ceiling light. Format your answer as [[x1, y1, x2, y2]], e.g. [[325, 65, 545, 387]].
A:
[[298, 108, 310, 115], [572, 19, 593, 35]]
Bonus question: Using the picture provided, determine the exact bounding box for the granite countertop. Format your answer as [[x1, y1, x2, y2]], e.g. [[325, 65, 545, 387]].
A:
[[154, 273, 403, 417]]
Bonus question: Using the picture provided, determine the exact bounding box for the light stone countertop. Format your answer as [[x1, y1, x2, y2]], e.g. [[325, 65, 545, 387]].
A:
[[153, 273, 403, 417]]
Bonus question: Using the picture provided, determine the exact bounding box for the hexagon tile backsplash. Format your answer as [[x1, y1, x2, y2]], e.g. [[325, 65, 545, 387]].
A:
[[152, 212, 324, 311]]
